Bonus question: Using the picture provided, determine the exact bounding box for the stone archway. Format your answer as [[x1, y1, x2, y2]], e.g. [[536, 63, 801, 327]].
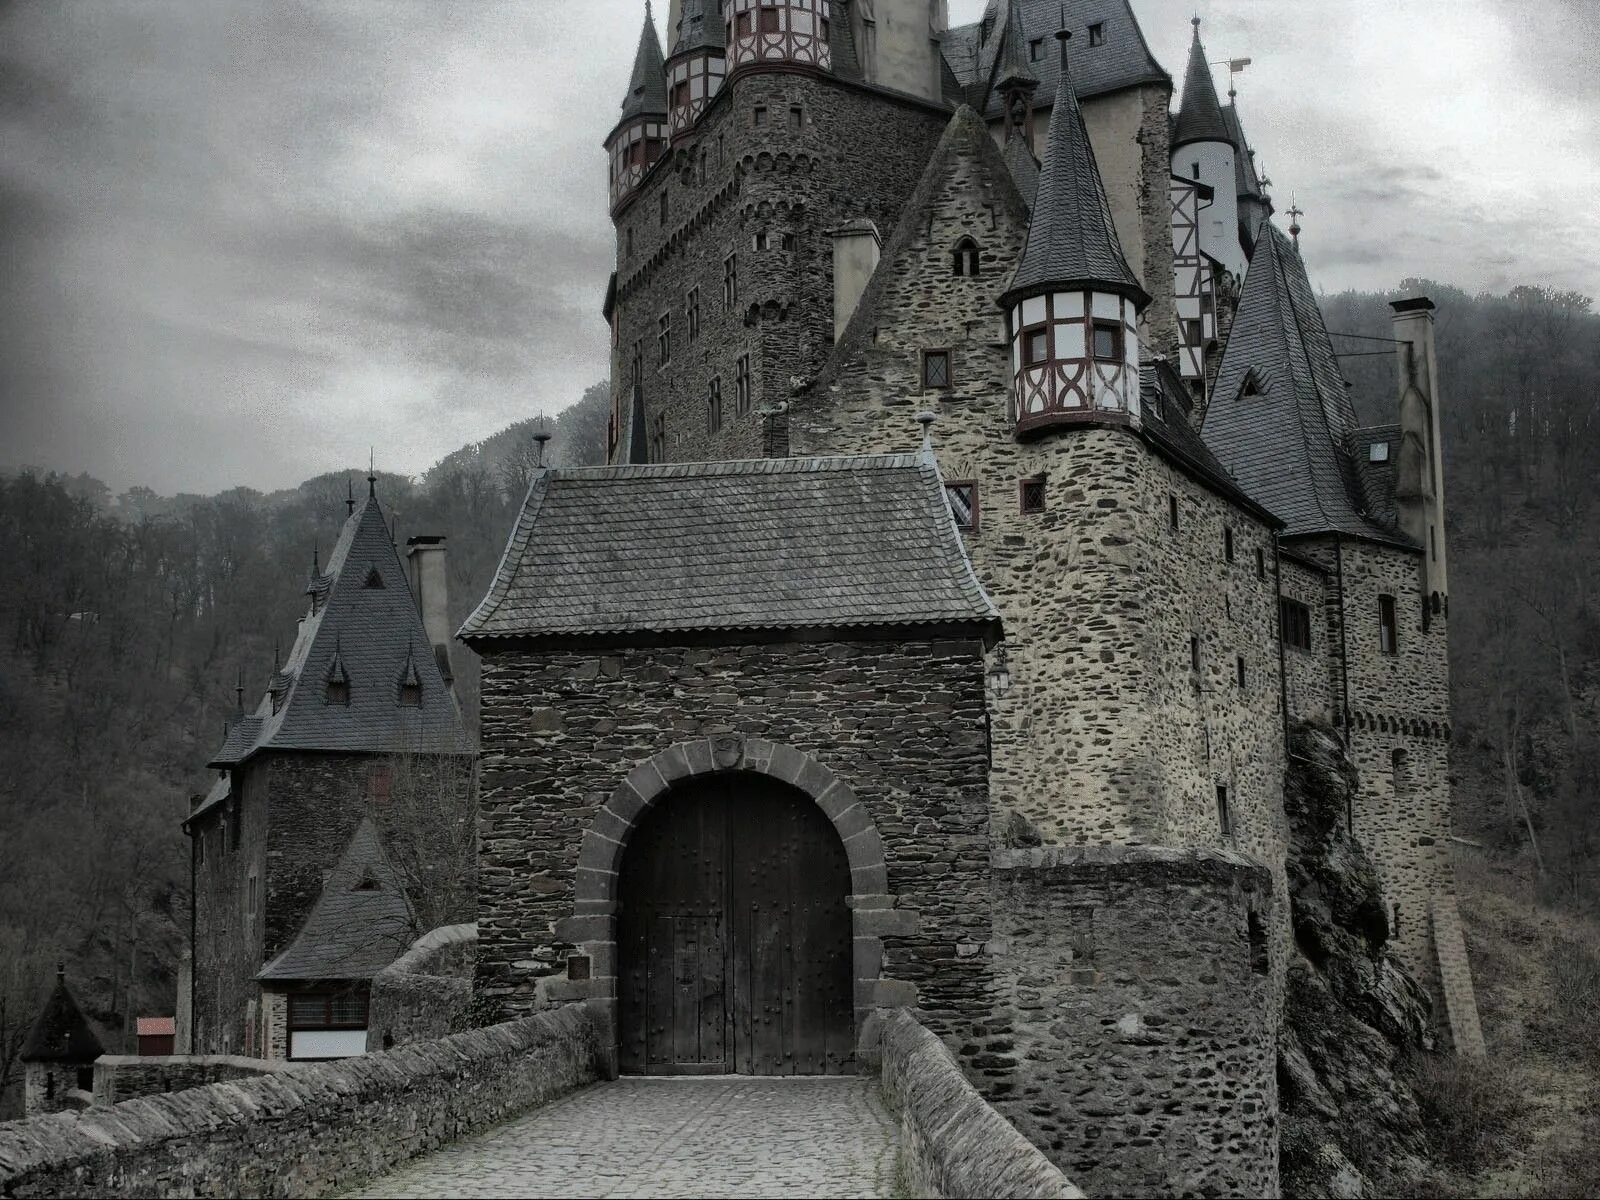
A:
[[560, 736, 905, 1077]]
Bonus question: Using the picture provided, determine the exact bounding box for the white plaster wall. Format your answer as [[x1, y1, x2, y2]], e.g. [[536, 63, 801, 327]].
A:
[[1176, 139, 1243, 281], [869, 0, 942, 101]]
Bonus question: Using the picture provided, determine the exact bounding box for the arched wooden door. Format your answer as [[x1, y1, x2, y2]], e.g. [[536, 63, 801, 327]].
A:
[[617, 774, 853, 1075]]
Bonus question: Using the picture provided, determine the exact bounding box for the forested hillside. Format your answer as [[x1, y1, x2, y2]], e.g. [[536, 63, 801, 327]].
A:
[[1, 280, 1597, 1131]]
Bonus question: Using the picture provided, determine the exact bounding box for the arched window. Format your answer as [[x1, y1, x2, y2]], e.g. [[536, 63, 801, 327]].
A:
[[952, 238, 981, 277]]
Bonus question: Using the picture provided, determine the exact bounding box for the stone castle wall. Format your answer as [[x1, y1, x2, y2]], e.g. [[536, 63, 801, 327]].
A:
[[474, 637, 994, 1048], [367, 923, 478, 1052], [986, 847, 1280, 1199], [90, 1055, 290, 1108], [1280, 554, 1334, 723], [22, 1065, 90, 1118], [610, 71, 948, 464]]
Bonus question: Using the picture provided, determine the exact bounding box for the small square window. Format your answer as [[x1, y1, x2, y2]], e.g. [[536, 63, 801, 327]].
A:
[[1029, 38, 1044, 61], [789, 106, 804, 132], [1369, 441, 1391, 463], [752, 105, 767, 127], [1092, 320, 1122, 361], [400, 681, 421, 707], [1023, 327, 1049, 366], [1020, 477, 1046, 514], [922, 349, 952, 390], [1088, 22, 1106, 46], [945, 482, 978, 532]]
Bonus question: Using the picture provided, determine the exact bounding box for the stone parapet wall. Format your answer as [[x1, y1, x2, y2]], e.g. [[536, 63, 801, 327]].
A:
[[874, 1008, 1081, 1200], [984, 847, 1279, 1198], [0, 1006, 600, 1199], [90, 1055, 292, 1108], [367, 923, 478, 1052]]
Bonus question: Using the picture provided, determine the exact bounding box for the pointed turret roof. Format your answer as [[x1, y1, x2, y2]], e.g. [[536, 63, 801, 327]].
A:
[[1223, 102, 1264, 200], [670, 0, 725, 57], [22, 969, 104, 1064], [988, 0, 1039, 98], [618, 4, 668, 125], [208, 491, 468, 768], [1204, 223, 1411, 545], [1002, 134, 1040, 209], [1172, 19, 1232, 150], [1000, 33, 1146, 307], [257, 819, 415, 982]]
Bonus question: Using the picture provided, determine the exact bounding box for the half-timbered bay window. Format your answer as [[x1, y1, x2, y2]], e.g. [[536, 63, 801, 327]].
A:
[[726, 0, 833, 73], [1008, 290, 1140, 434]]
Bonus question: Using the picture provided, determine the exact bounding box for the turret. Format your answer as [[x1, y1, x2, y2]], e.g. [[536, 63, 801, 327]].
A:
[[990, 0, 1038, 150], [1172, 19, 1244, 281], [999, 29, 1148, 435], [1391, 296, 1450, 609], [606, 4, 669, 215], [666, 0, 726, 141], [726, 0, 833, 75]]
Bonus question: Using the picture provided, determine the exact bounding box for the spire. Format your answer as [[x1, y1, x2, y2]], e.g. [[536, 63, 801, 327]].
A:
[[620, 3, 669, 123], [1288, 196, 1303, 250], [1000, 28, 1146, 308], [235, 665, 245, 714], [367, 448, 377, 499], [346, 476, 355, 517], [671, 0, 725, 56], [992, 0, 1038, 96], [1172, 18, 1232, 150]]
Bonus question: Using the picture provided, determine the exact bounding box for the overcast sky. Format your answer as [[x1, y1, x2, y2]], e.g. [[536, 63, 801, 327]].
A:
[[2, 0, 1595, 495]]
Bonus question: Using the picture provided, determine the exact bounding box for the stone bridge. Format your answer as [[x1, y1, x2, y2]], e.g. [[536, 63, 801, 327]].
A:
[[0, 1007, 1076, 1200]]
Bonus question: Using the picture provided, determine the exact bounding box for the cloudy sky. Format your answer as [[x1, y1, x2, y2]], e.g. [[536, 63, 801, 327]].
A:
[[2, 0, 1596, 495]]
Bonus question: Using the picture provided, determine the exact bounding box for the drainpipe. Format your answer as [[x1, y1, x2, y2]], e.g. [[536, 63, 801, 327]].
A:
[[182, 810, 197, 1053], [1333, 535, 1353, 834]]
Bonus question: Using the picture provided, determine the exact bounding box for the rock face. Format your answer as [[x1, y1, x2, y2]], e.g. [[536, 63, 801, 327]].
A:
[[1279, 722, 1433, 1197]]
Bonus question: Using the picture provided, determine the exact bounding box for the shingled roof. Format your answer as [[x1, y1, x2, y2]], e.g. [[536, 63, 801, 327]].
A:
[[948, 0, 1169, 117], [670, 0, 725, 56], [999, 34, 1146, 308], [461, 454, 999, 643], [209, 490, 468, 768], [258, 818, 414, 982], [1223, 102, 1264, 200], [615, 4, 668, 131], [22, 970, 104, 1064], [1204, 223, 1413, 546], [1172, 20, 1232, 150], [988, 0, 1039, 97]]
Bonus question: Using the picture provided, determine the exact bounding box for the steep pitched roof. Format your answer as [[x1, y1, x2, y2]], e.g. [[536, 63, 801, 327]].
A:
[[1139, 360, 1280, 527], [670, 0, 725, 56], [258, 818, 415, 982], [999, 36, 1145, 307], [1204, 223, 1412, 544], [461, 455, 1000, 643], [1002, 134, 1040, 209], [1223, 102, 1264, 200], [1172, 20, 1232, 150], [988, 0, 1039, 98], [208, 491, 468, 768], [616, 4, 668, 128], [946, 0, 1169, 118], [22, 971, 104, 1063]]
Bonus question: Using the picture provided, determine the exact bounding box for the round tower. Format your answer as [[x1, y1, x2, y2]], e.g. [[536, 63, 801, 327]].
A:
[[605, 4, 670, 215], [666, 0, 727, 142], [725, 0, 833, 74], [999, 31, 1148, 434], [1172, 18, 1245, 281]]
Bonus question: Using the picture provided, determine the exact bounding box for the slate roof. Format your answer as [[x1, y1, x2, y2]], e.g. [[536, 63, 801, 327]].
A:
[[946, 0, 1169, 118], [190, 773, 232, 823], [1001, 134, 1040, 209], [670, 0, 725, 56], [999, 36, 1146, 307], [615, 6, 668, 132], [1223, 103, 1264, 200], [208, 491, 468, 768], [1350, 424, 1402, 529], [258, 818, 415, 983], [1204, 222, 1413, 546], [22, 971, 104, 1063], [461, 454, 1000, 643], [1172, 21, 1232, 150], [989, 0, 1039, 95], [830, 5, 863, 80]]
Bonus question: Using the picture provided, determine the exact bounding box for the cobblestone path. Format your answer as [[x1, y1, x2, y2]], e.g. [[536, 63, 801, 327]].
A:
[[346, 1076, 900, 1199]]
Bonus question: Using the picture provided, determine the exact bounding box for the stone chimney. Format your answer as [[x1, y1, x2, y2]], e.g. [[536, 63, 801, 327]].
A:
[[831, 219, 880, 343], [405, 536, 454, 688], [1390, 296, 1449, 607]]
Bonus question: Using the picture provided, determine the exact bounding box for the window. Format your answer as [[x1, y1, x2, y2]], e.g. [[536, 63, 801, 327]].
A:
[[657, 312, 671, 364], [1091, 320, 1122, 361], [363, 566, 384, 589], [368, 766, 392, 804], [1168, 493, 1180, 531], [672, 79, 690, 109], [724, 253, 738, 306], [735, 354, 751, 414], [789, 105, 804, 132], [651, 413, 668, 462], [1190, 634, 1201, 672], [782, 231, 797, 252], [1236, 655, 1247, 688], [736, 11, 752, 37], [248, 872, 258, 919], [1369, 441, 1390, 463], [1255, 547, 1267, 580], [326, 677, 350, 706], [1224, 526, 1235, 562], [1020, 477, 1046, 515], [708, 376, 723, 432], [759, 6, 780, 34], [1242, 371, 1261, 397], [1280, 599, 1313, 652], [1378, 594, 1398, 655], [1184, 318, 1203, 347], [660, 190, 668, 227], [752, 105, 767, 127], [1022, 326, 1049, 366], [1216, 784, 1232, 839], [945, 482, 978, 533], [687, 287, 701, 341], [953, 238, 980, 277], [922, 349, 952, 390], [1029, 37, 1044, 61], [754, 230, 769, 251], [287, 991, 370, 1061], [400, 679, 421, 707], [1088, 21, 1106, 46]]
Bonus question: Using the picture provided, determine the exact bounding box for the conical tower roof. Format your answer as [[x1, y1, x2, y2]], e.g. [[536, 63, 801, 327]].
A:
[[618, 4, 668, 125], [670, 0, 725, 57], [989, 0, 1038, 97], [1172, 19, 1232, 150], [22, 969, 104, 1063], [1000, 33, 1145, 307]]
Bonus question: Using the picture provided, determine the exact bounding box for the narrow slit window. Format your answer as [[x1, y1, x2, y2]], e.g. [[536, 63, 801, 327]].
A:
[[1255, 547, 1266, 580], [657, 312, 671, 364], [1216, 784, 1232, 839], [708, 376, 723, 432], [735, 354, 752, 415], [1168, 493, 1179, 531], [1378, 594, 1398, 655], [650, 413, 667, 462], [789, 106, 804, 132], [1224, 526, 1236, 562], [1236, 655, 1247, 688], [1190, 634, 1201, 672], [687, 287, 701, 341]]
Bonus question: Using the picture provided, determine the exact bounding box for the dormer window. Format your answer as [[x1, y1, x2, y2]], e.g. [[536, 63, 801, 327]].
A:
[[1242, 371, 1262, 398], [1088, 22, 1106, 46], [1029, 38, 1044, 61], [327, 679, 350, 706], [400, 681, 421, 707], [953, 238, 981, 277], [1369, 441, 1391, 463], [363, 566, 384, 589]]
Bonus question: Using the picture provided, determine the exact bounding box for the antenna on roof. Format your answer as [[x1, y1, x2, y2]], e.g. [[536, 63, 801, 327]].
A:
[[1287, 195, 1304, 251]]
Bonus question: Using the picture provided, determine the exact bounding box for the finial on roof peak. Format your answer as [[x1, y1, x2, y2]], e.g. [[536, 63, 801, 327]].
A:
[[346, 477, 355, 517], [916, 411, 937, 454], [368, 449, 377, 498], [1288, 195, 1304, 251], [235, 665, 245, 713]]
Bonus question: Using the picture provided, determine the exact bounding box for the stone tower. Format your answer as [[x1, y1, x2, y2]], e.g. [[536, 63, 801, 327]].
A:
[[21, 967, 104, 1116], [1171, 19, 1244, 283]]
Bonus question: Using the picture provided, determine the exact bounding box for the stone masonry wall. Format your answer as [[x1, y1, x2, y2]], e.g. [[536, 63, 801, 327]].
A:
[[985, 847, 1279, 1199], [873, 1008, 1081, 1200], [0, 1007, 600, 1200], [610, 71, 947, 464], [90, 1056, 291, 1108], [22, 1065, 88, 1119], [189, 760, 268, 1057], [474, 637, 993, 1049], [1280, 555, 1334, 723], [367, 923, 478, 1053]]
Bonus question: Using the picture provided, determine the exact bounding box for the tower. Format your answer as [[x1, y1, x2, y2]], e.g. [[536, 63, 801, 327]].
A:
[[1000, 30, 1148, 433], [1172, 19, 1244, 282], [665, 0, 726, 142], [725, 0, 832, 73], [21, 966, 104, 1115], [606, 5, 669, 215]]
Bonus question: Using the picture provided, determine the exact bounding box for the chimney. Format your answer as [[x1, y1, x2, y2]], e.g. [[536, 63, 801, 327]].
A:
[[831, 219, 881, 343], [1389, 296, 1449, 607], [405, 536, 455, 688]]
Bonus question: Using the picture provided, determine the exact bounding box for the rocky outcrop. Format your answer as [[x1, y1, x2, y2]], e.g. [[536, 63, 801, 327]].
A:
[[1280, 722, 1434, 1197]]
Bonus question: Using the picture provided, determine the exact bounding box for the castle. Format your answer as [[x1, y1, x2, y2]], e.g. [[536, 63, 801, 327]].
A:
[[171, 2, 1479, 1195]]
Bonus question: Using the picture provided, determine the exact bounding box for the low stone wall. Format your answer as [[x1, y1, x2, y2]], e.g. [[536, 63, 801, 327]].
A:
[[366, 922, 477, 1053], [91, 1056, 292, 1107], [874, 1009, 1079, 1200], [0, 1005, 600, 1199]]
